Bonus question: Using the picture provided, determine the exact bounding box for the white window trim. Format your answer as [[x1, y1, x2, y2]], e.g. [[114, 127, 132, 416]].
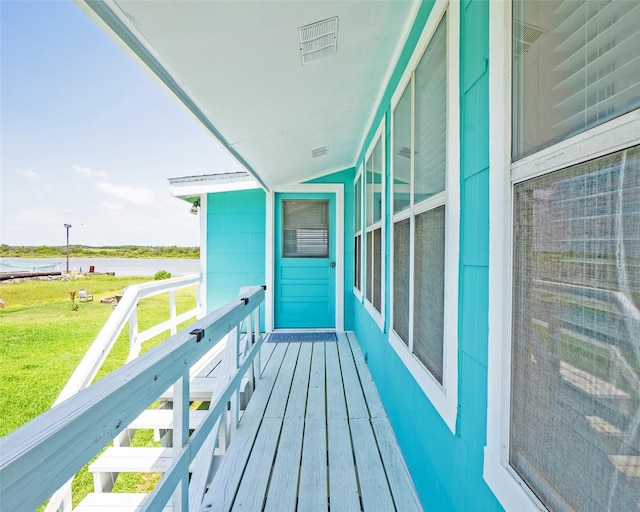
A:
[[199, 193, 208, 315], [353, 164, 364, 301], [388, 0, 460, 435], [485, 2, 640, 510], [363, 118, 386, 331]]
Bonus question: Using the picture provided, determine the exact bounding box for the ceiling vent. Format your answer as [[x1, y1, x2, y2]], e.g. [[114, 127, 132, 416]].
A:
[[312, 146, 329, 158], [299, 17, 338, 65], [513, 20, 545, 59]]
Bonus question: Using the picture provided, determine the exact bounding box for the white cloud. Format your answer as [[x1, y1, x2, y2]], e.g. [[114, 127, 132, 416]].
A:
[[97, 181, 156, 205], [101, 200, 124, 211], [73, 165, 107, 178], [15, 168, 39, 180]]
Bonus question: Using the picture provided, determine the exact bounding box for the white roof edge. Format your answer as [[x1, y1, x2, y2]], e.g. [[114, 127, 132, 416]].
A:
[[168, 173, 262, 199]]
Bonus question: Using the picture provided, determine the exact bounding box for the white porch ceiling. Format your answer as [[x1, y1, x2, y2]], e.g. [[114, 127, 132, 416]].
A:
[[81, 1, 418, 190]]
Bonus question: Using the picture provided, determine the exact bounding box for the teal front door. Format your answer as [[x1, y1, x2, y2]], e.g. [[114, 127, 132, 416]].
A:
[[275, 193, 336, 328]]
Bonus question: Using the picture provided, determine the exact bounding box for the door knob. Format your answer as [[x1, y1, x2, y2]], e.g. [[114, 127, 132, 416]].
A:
[[330, 262, 336, 267]]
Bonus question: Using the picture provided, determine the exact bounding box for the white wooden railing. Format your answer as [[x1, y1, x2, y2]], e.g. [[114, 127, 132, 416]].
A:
[[0, 284, 265, 511], [55, 273, 202, 407]]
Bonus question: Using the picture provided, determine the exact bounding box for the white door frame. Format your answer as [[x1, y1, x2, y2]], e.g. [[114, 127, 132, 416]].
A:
[[266, 183, 345, 332]]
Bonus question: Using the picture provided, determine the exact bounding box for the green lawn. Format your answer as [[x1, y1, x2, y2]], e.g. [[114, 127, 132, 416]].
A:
[[0, 274, 198, 507]]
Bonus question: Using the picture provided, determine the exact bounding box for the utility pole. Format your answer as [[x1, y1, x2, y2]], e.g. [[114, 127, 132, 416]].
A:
[[64, 223, 72, 273]]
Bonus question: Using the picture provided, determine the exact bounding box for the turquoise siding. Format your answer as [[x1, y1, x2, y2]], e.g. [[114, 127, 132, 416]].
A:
[[352, 1, 503, 510], [205, 189, 266, 316], [307, 168, 356, 331]]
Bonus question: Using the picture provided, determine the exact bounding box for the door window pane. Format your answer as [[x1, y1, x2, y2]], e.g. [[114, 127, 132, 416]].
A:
[[413, 206, 445, 382], [511, 145, 640, 512], [415, 16, 446, 204], [513, 0, 640, 160], [282, 200, 329, 257]]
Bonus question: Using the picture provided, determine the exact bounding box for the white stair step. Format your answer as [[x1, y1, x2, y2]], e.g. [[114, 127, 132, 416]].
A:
[[159, 377, 218, 401], [75, 492, 172, 511], [89, 447, 177, 474], [128, 409, 208, 431], [160, 377, 252, 407]]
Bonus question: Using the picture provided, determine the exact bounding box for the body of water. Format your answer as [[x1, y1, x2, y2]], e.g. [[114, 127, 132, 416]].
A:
[[0, 257, 201, 277]]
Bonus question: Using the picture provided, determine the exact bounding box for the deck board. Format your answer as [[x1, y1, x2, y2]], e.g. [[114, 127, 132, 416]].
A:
[[336, 334, 369, 419], [284, 342, 312, 419], [201, 344, 288, 512], [263, 418, 304, 512], [327, 418, 361, 512], [230, 418, 282, 511], [201, 332, 423, 512], [306, 343, 326, 419], [298, 418, 328, 512], [350, 418, 396, 511], [325, 342, 348, 420]]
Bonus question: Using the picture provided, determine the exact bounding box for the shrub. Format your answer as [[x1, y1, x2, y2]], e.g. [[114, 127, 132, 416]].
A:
[[154, 270, 171, 280]]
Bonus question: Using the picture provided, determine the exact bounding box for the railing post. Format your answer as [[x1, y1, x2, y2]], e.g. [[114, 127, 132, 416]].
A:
[[254, 308, 261, 377], [169, 290, 177, 335], [230, 326, 240, 439], [195, 281, 203, 319], [172, 370, 190, 511], [127, 305, 139, 362]]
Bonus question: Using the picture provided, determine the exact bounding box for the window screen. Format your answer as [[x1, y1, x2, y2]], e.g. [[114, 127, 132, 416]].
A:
[[282, 200, 329, 258], [413, 206, 445, 383], [415, 16, 446, 204], [393, 84, 412, 214], [393, 219, 410, 345], [354, 234, 361, 290], [510, 145, 640, 512], [513, 0, 640, 160]]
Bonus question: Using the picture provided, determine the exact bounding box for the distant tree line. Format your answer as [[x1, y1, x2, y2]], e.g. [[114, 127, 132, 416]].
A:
[[0, 245, 199, 259]]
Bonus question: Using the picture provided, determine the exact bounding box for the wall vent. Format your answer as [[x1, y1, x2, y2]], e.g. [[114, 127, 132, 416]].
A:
[[397, 146, 412, 159], [299, 17, 338, 65], [312, 146, 329, 158], [513, 20, 545, 59]]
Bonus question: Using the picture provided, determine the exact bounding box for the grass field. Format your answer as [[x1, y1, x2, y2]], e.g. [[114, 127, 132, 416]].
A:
[[0, 274, 198, 507]]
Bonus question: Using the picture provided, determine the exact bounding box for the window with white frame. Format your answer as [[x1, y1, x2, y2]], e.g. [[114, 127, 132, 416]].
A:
[[488, 1, 640, 511], [392, 14, 448, 384], [365, 130, 384, 318], [354, 170, 363, 295]]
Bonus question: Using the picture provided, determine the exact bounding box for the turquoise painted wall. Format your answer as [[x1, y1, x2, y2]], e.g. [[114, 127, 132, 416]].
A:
[[308, 168, 356, 331], [352, 1, 503, 510], [205, 189, 266, 316]]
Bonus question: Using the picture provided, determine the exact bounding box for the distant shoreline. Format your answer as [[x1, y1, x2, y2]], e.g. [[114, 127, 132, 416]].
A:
[[0, 245, 199, 259]]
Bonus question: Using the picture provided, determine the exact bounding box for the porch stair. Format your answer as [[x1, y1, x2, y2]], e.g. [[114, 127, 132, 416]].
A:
[[78, 334, 260, 509]]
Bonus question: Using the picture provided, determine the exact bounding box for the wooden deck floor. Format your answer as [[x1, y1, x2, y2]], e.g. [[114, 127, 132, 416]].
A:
[[201, 332, 422, 512]]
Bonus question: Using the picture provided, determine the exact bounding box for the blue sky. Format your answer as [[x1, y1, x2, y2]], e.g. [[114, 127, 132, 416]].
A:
[[0, 0, 243, 247]]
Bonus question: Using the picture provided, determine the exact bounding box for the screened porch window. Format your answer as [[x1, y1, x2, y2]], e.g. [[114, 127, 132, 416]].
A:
[[391, 15, 447, 383], [509, 1, 640, 510], [354, 173, 362, 293], [512, 0, 640, 161], [365, 134, 384, 316]]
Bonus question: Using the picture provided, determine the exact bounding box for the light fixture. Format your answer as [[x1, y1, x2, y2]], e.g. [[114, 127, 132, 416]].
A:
[[189, 198, 200, 215]]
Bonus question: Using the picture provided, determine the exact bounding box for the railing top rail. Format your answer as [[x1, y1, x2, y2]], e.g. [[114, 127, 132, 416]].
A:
[[133, 273, 202, 299], [0, 285, 265, 512], [52, 273, 202, 405]]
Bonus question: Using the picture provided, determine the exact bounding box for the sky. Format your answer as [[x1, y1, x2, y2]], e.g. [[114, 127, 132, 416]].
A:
[[0, 0, 244, 247]]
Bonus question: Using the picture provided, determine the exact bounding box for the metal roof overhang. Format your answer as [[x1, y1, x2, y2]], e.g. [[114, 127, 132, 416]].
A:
[[76, 0, 419, 190]]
